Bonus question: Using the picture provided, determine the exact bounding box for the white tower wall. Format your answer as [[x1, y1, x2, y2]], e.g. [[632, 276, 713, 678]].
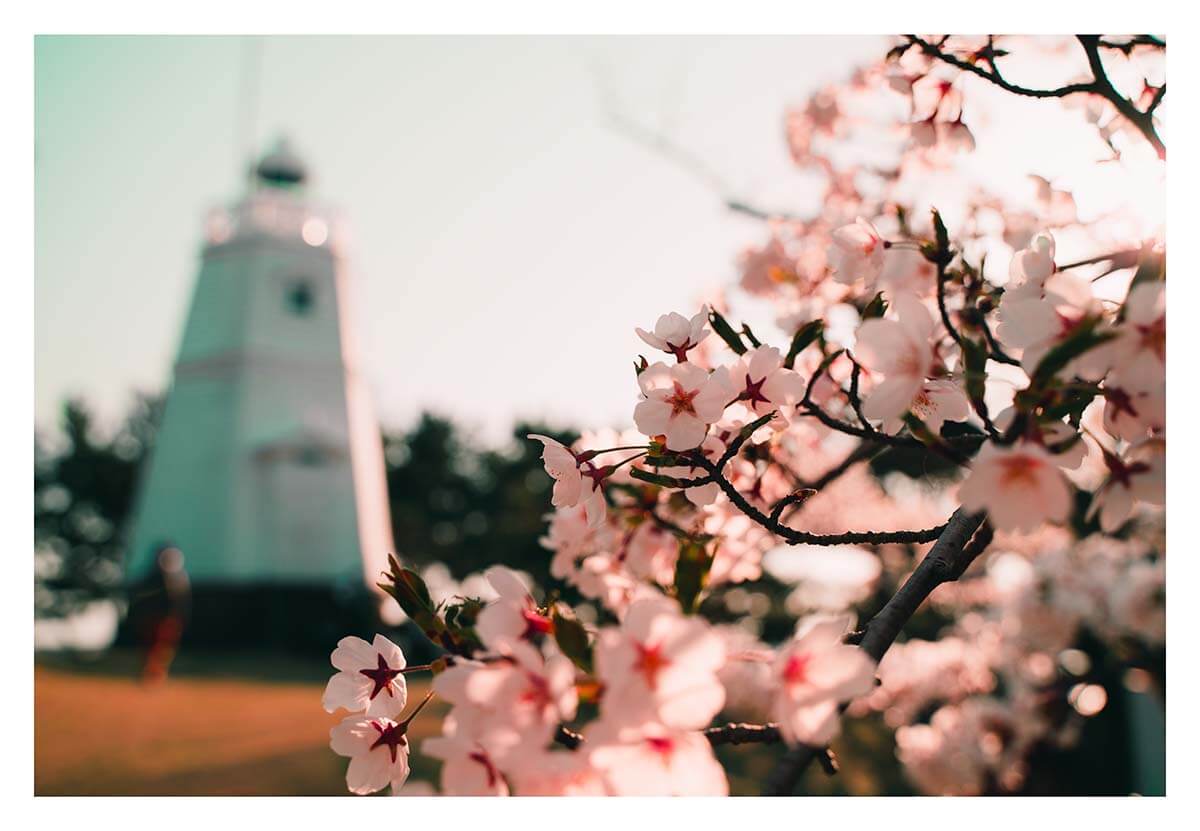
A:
[[126, 144, 393, 590]]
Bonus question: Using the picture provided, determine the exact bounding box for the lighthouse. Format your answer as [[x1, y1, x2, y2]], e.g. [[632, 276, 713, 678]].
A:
[[125, 140, 394, 647]]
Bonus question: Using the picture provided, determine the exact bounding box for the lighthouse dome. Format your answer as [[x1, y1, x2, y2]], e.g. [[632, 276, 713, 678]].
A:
[[254, 137, 308, 187]]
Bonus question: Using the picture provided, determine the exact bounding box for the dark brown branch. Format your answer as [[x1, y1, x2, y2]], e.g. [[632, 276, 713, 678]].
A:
[[904, 35, 1165, 158], [905, 35, 1095, 99], [694, 455, 948, 547], [555, 721, 787, 750], [1076, 35, 1165, 159], [704, 722, 784, 746], [763, 508, 989, 795], [1057, 248, 1143, 273]]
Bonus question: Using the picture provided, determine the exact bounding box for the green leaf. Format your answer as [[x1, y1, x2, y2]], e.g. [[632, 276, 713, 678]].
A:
[[708, 309, 747, 355], [862, 292, 888, 319], [673, 539, 715, 614], [552, 606, 593, 673], [930, 208, 952, 264], [630, 467, 694, 488], [784, 319, 824, 369], [737, 411, 777, 443], [960, 336, 989, 416], [380, 558, 445, 638], [740, 324, 763, 348]]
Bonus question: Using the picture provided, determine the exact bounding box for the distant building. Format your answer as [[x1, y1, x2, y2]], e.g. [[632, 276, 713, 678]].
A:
[[124, 140, 393, 649]]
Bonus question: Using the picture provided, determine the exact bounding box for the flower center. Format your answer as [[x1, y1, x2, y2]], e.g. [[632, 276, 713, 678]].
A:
[[468, 749, 501, 789], [996, 453, 1043, 487], [633, 641, 671, 689], [666, 382, 700, 416], [369, 720, 408, 763], [737, 373, 770, 407], [783, 652, 812, 687], [359, 653, 403, 700], [521, 607, 554, 639], [1138, 317, 1166, 363], [646, 735, 675, 757]]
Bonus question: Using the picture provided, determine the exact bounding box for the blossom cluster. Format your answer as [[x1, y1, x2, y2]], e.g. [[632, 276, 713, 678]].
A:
[[322, 34, 1164, 796]]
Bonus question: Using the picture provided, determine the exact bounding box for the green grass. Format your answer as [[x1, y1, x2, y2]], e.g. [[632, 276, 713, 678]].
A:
[[34, 650, 446, 796]]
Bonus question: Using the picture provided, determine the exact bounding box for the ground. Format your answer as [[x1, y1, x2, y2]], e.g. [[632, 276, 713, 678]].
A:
[[34, 648, 889, 796], [34, 650, 445, 796]]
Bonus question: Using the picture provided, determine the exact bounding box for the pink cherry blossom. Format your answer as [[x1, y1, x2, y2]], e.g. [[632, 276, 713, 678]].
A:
[[322, 634, 408, 719], [475, 565, 552, 653], [1108, 281, 1165, 381], [636, 306, 711, 361], [771, 615, 876, 745], [622, 522, 680, 585], [527, 433, 606, 527], [939, 119, 976, 153], [594, 595, 726, 729], [829, 217, 886, 285], [854, 293, 957, 428], [586, 720, 729, 796], [1102, 375, 1165, 441], [508, 750, 608, 795], [995, 272, 1099, 375], [422, 722, 514, 796], [730, 346, 807, 419], [1005, 231, 1056, 299], [1086, 438, 1165, 533], [633, 361, 732, 451], [330, 715, 413, 795], [958, 441, 1072, 532]]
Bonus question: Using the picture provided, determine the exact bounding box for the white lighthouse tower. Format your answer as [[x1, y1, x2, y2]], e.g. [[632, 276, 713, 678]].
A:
[[126, 140, 393, 619]]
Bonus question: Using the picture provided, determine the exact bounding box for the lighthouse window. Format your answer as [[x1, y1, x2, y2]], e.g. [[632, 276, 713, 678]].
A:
[[286, 280, 315, 316]]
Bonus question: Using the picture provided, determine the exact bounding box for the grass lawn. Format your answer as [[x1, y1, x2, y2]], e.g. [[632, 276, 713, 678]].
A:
[[34, 650, 446, 796]]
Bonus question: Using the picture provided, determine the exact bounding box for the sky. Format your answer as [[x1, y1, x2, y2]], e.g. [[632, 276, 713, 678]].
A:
[[34, 35, 885, 444], [34, 35, 1163, 446]]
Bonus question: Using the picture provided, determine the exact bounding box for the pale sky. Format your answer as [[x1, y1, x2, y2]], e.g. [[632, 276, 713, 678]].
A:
[[35, 35, 1162, 445], [34, 35, 884, 443]]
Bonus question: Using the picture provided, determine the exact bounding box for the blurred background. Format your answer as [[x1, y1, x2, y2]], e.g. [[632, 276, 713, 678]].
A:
[[33, 35, 1162, 795]]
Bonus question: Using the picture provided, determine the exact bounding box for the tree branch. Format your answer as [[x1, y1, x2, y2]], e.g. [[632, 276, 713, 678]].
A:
[[555, 721, 789, 750], [763, 508, 989, 795], [904, 35, 1165, 158], [694, 455, 949, 547]]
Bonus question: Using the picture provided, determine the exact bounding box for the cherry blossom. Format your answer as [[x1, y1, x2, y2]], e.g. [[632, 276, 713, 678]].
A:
[[330, 714, 413, 795], [422, 722, 514, 796], [508, 750, 608, 796], [594, 595, 726, 729], [1108, 281, 1165, 381], [587, 720, 729, 796], [1102, 376, 1165, 441], [770, 614, 877, 745], [1086, 438, 1165, 533], [853, 293, 966, 430], [958, 441, 1072, 532], [475, 565, 552, 653], [527, 433, 606, 526], [322, 634, 408, 719], [1006, 231, 1056, 298], [996, 272, 1101, 375], [633, 361, 732, 451], [729, 345, 806, 419], [636, 306, 711, 361], [828, 217, 886, 286]]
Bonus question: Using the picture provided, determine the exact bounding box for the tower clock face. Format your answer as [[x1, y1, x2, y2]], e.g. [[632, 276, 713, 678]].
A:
[[286, 279, 315, 316]]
